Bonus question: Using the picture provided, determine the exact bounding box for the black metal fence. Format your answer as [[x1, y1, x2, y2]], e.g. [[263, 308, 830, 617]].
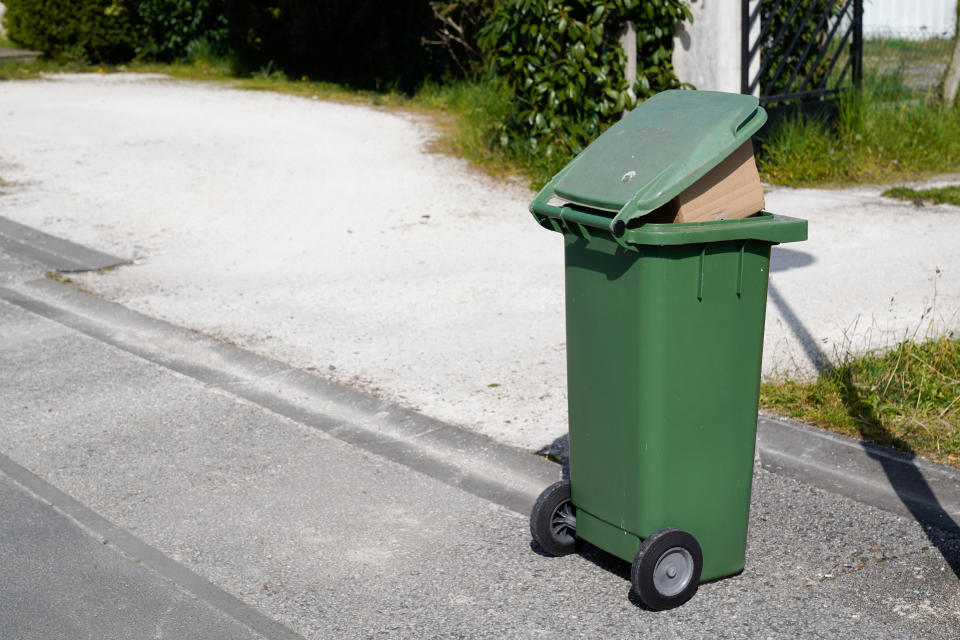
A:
[[742, 0, 863, 104]]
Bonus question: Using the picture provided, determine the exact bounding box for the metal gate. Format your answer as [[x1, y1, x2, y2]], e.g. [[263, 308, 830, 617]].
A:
[[742, 0, 863, 104]]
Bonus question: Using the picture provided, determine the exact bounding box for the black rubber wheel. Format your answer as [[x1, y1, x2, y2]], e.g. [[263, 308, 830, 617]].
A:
[[529, 481, 577, 556], [631, 528, 703, 611]]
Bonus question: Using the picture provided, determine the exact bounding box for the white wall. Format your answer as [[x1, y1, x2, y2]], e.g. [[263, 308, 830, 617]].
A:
[[863, 0, 956, 39], [673, 0, 747, 93]]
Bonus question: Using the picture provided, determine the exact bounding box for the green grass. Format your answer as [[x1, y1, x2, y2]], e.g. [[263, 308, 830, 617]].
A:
[[0, 55, 91, 78], [863, 36, 955, 94], [414, 79, 566, 185], [757, 34, 960, 188], [757, 35, 960, 187], [882, 185, 960, 206], [758, 84, 960, 187], [760, 335, 960, 468]]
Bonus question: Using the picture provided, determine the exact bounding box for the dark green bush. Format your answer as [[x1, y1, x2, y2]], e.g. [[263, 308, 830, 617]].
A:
[[4, 0, 139, 63], [133, 0, 229, 61], [3, 0, 229, 63], [477, 0, 690, 161], [224, 1, 449, 91]]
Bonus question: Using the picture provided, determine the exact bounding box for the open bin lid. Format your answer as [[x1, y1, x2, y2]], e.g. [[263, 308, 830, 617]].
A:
[[530, 90, 767, 231]]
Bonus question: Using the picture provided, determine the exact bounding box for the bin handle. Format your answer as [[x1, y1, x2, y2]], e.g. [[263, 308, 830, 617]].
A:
[[530, 202, 618, 233]]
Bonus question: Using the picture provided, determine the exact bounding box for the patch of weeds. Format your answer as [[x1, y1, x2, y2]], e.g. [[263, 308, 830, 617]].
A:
[[760, 334, 960, 468], [541, 452, 563, 464], [251, 60, 287, 82], [757, 74, 960, 187], [413, 78, 564, 187], [43, 270, 107, 298], [44, 271, 74, 285], [882, 185, 960, 207], [0, 56, 92, 80]]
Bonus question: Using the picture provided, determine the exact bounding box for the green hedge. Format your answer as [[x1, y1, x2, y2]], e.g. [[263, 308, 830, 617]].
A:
[[2, 0, 227, 63], [134, 0, 229, 61], [3, 0, 139, 62], [477, 0, 690, 161]]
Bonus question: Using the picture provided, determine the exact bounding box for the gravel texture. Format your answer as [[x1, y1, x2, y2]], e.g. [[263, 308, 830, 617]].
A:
[[1, 73, 959, 452]]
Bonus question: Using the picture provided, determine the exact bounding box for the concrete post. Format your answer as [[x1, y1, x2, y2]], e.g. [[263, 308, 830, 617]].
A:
[[619, 20, 637, 104], [673, 0, 754, 94], [945, 1, 960, 104]]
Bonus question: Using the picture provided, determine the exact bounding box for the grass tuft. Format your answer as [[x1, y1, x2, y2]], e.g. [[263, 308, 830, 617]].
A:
[[761, 335, 960, 468], [882, 185, 960, 206]]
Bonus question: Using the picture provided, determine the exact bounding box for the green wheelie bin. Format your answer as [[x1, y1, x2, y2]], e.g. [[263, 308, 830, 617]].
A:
[[527, 90, 807, 610]]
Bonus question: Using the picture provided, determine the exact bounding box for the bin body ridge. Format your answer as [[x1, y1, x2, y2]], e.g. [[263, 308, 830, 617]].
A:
[[564, 229, 773, 582]]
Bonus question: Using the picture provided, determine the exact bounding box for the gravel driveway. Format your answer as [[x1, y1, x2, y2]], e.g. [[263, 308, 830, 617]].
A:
[[2, 73, 958, 450]]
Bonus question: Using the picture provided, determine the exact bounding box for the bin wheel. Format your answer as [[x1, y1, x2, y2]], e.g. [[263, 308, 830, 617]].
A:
[[631, 528, 702, 611], [529, 481, 576, 556]]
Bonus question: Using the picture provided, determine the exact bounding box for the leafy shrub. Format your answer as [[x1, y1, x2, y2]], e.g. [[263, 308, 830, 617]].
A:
[[477, 0, 690, 161], [3, 0, 139, 63], [3, 0, 228, 63], [134, 0, 229, 61]]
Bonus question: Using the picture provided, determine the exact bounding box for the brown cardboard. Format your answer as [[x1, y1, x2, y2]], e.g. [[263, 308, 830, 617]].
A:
[[645, 140, 765, 224]]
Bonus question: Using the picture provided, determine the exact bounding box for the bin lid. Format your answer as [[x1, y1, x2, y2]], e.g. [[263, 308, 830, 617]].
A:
[[534, 90, 767, 225]]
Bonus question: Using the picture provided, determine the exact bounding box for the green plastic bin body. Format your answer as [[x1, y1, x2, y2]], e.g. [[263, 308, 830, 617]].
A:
[[560, 214, 804, 582], [527, 90, 808, 585]]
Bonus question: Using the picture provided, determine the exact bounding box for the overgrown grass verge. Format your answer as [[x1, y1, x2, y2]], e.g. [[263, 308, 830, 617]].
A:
[[414, 79, 566, 184], [882, 185, 960, 206], [0, 56, 414, 105], [760, 335, 960, 469], [758, 35, 960, 188], [758, 92, 960, 187]]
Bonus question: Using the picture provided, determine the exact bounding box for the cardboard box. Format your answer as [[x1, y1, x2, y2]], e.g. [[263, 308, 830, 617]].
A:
[[645, 140, 764, 224]]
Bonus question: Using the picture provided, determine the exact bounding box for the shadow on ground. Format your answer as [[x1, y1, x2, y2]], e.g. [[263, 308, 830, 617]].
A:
[[768, 282, 960, 579]]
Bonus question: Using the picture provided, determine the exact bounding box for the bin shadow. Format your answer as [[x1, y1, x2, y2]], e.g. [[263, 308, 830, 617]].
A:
[[768, 283, 960, 578], [833, 366, 960, 578], [529, 537, 658, 610], [770, 246, 815, 273]]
